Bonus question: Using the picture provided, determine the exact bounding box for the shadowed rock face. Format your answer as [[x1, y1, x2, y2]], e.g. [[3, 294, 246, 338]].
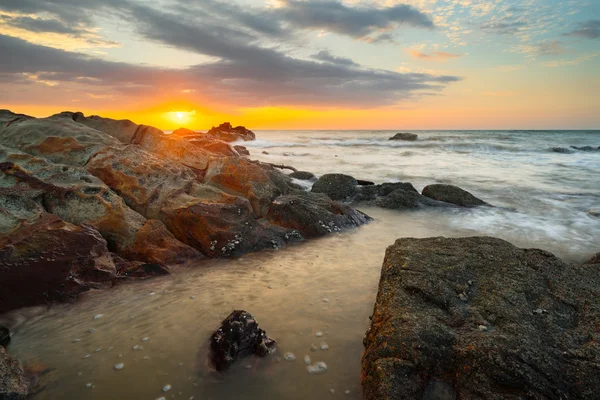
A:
[[311, 173, 358, 201], [422, 184, 489, 207], [207, 122, 256, 142], [362, 237, 600, 400], [0, 346, 28, 399], [210, 310, 276, 371], [0, 326, 9, 348]]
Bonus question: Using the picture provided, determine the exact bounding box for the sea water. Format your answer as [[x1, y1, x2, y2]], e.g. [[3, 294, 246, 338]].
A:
[[3, 130, 599, 400]]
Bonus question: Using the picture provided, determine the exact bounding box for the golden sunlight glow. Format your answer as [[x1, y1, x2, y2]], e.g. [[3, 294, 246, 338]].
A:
[[165, 110, 196, 126]]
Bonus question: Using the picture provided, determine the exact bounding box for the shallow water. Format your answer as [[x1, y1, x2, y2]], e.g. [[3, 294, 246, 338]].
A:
[[3, 130, 600, 399]]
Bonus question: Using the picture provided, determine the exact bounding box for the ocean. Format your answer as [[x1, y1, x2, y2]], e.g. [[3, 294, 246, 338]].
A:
[[3, 130, 599, 400]]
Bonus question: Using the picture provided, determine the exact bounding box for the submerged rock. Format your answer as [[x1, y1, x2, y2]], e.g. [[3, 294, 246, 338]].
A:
[[362, 236, 600, 400], [0, 327, 9, 348], [549, 146, 574, 154], [307, 361, 328, 375], [375, 189, 450, 210], [389, 132, 418, 141], [570, 145, 597, 152], [289, 171, 316, 181], [209, 310, 276, 371], [311, 174, 358, 201], [421, 184, 490, 207], [0, 346, 28, 399]]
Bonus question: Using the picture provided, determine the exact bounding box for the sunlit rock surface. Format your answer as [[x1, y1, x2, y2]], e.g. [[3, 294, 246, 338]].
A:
[[362, 237, 600, 400]]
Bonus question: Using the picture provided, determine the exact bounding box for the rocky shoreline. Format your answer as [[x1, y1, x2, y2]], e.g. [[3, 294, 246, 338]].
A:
[[1, 113, 598, 399]]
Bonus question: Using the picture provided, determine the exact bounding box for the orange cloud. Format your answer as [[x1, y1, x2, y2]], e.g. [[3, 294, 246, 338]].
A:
[[407, 50, 461, 62]]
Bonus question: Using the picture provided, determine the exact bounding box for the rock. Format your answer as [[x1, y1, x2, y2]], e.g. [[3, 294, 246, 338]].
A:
[[304, 355, 311, 365], [362, 237, 600, 400], [584, 252, 600, 265], [549, 147, 574, 154], [422, 184, 489, 207], [114, 363, 124, 371], [116, 262, 171, 278], [354, 182, 419, 203], [311, 174, 358, 201], [289, 171, 316, 180], [172, 127, 197, 137], [0, 346, 28, 399], [234, 145, 250, 156], [389, 132, 418, 141], [207, 122, 256, 142], [266, 193, 371, 238], [0, 115, 123, 166], [307, 361, 328, 374], [356, 179, 375, 186], [375, 189, 450, 210], [0, 327, 9, 348], [283, 352, 296, 361], [570, 146, 597, 152], [320, 342, 329, 350], [186, 138, 238, 157], [0, 214, 117, 313], [0, 109, 33, 129], [58, 112, 140, 144], [210, 310, 276, 371]]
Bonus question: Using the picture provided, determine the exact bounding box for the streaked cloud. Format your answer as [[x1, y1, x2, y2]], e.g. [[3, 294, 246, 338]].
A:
[[407, 50, 461, 62], [563, 19, 600, 39], [312, 50, 359, 67]]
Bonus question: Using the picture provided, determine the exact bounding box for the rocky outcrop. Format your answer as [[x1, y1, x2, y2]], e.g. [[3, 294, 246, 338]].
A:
[[389, 132, 418, 141], [311, 173, 358, 201], [210, 310, 276, 371], [0, 213, 117, 313], [207, 122, 256, 142], [584, 252, 600, 265], [570, 146, 598, 152], [374, 189, 451, 210], [0, 346, 28, 399], [362, 237, 600, 400], [422, 184, 490, 207], [549, 147, 574, 154], [233, 145, 250, 156]]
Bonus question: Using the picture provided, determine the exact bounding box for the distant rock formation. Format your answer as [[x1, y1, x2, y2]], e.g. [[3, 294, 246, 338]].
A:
[[362, 236, 600, 400], [207, 122, 256, 142], [389, 132, 418, 141]]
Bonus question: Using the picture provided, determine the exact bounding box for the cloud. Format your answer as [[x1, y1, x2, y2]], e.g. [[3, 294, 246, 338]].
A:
[[0, 33, 461, 108], [407, 50, 461, 62], [312, 50, 359, 66], [518, 40, 567, 57], [480, 20, 527, 35], [0, 15, 87, 35], [274, 0, 434, 40], [564, 20, 600, 40], [542, 52, 600, 68]]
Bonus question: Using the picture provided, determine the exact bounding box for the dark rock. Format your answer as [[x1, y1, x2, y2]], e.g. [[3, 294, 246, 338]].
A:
[[550, 147, 574, 154], [377, 182, 418, 197], [262, 151, 269, 155], [0, 326, 9, 348], [210, 310, 276, 371], [234, 145, 250, 156], [354, 182, 418, 203], [422, 184, 489, 207], [356, 180, 375, 186], [266, 193, 371, 237], [375, 189, 450, 210], [389, 132, 418, 141], [0, 346, 28, 399], [362, 237, 600, 400], [570, 146, 596, 152], [584, 252, 600, 265], [289, 171, 316, 180], [311, 173, 358, 201], [207, 122, 256, 142]]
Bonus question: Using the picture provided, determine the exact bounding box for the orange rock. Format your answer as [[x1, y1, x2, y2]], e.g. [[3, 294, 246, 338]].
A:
[[128, 219, 201, 264]]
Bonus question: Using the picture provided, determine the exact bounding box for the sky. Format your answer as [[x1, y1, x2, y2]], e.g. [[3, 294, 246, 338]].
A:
[[0, 0, 599, 130]]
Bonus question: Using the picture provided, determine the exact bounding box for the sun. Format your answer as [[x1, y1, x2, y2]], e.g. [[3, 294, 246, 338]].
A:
[[176, 112, 183, 119], [165, 110, 196, 127]]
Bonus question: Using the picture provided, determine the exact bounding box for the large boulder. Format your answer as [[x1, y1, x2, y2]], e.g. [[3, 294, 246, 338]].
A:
[[311, 173, 358, 201], [210, 310, 276, 371], [266, 193, 370, 237], [0, 213, 117, 313], [0, 346, 28, 399], [289, 171, 316, 181], [207, 122, 256, 142], [0, 116, 123, 166], [389, 132, 418, 141], [53, 111, 140, 144], [0, 146, 199, 264], [375, 189, 451, 210], [422, 184, 490, 207], [362, 237, 600, 400]]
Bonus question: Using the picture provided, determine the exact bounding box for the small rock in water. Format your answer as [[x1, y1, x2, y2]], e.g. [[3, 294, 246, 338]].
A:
[[178, 362, 184, 367], [310, 344, 318, 352], [323, 298, 329, 303], [330, 389, 335, 394], [82, 354, 91, 359], [85, 383, 93, 388], [307, 361, 328, 374], [304, 355, 311, 365], [87, 328, 95, 333], [162, 384, 172, 392], [93, 314, 103, 320], [132, 345, 143, 350], [283, 352, 296, 361], [315, 331, 323, 337], [143, 356, 151, 360], [95, 348, 102, 352], [268, 284, 272, 289], [320, 342, 329, 350], [107, 346, 114, 351], [149, 292, 156, 296], [345, 390, 351, 395], [72, 338, 81, 343], [114, 363, 124, 371], [190, 296, 196, 299], [141, 337, 150, 342]]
